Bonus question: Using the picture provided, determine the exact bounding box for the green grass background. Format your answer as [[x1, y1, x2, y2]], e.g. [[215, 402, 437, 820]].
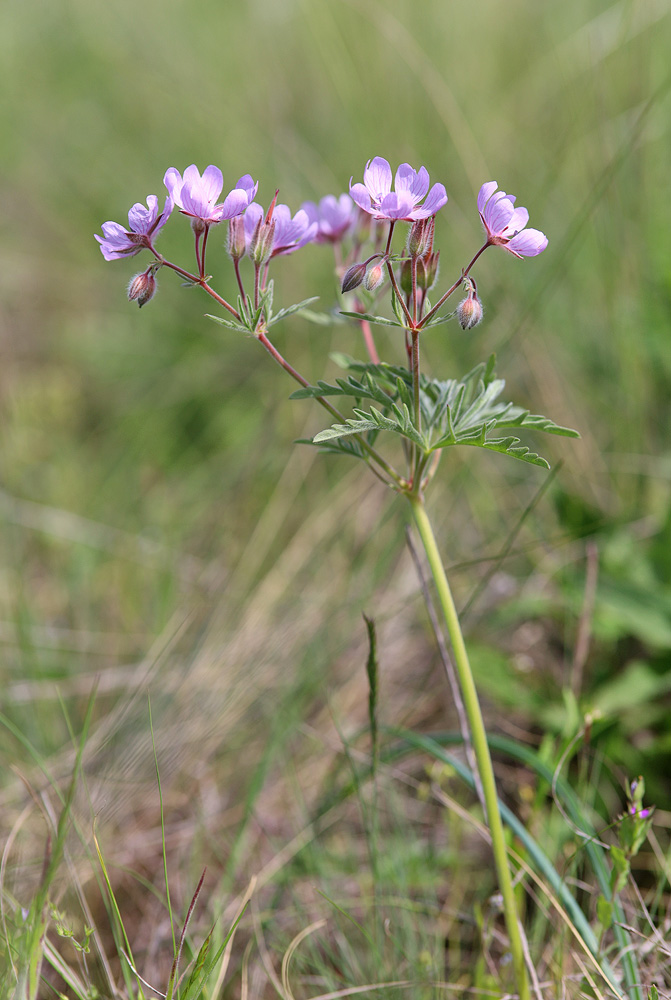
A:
[[2, 0, 671, 992]]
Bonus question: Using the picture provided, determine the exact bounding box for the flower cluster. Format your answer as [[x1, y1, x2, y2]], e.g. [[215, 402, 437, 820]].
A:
[[95, 157, 548, 326]]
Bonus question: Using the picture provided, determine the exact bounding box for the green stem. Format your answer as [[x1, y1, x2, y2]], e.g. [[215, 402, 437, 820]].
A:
[[407, 494, 531, 1000], [411, 330, 421, 439]]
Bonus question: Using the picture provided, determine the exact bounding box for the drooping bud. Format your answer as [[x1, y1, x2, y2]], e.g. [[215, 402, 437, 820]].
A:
[[407, 216, 434, 258], [227, 215, 246, 260], [341, 262, 367, 293], [364, 263, 384, 291], [456, 278, 483, 330], [128, 266, 158, 308]]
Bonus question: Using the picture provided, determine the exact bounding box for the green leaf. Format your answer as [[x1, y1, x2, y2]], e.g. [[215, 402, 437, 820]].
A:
[[205, 313, 250, 333], [596, 894, 613, 931], [300, 353, 578, 472], [339, 310, 402, 328], [312, 405, 425, 448], [268, 296, 320, 326], [610, 845, 630, 894], [296, 436, 367, 459], [289, 372, 393, 406], [419, 311, 454, 328], [183, 930, 213, 997], [300, 308, 339, 325], [391, 287, 405, 325]]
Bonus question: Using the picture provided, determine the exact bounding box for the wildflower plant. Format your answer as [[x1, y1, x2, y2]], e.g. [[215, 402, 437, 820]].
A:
[[96, 157, 580, 1000]]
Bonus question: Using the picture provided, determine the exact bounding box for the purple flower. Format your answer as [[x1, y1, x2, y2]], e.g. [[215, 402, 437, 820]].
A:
[[628, 804, 652, 819], [164, 165, 257, 226], [349, 156, 448, 222], [478, 181, 548, 258], [244, 202, 317, 258], [95, 194, 173, 261], [301, 194, 357, 243]]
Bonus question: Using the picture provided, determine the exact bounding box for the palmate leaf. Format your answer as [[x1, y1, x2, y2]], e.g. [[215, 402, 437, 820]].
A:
[[298, 353, 579, 471]]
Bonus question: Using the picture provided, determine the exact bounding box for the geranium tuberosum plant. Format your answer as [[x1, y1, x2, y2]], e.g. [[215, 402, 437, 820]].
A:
[[96, 156, 579, 1000]]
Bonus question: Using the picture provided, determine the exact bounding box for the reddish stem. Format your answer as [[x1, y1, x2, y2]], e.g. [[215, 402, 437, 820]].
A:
[[418, 242, 489, 330], [149, 249, 241, 320], [360, 317, 380, 364]]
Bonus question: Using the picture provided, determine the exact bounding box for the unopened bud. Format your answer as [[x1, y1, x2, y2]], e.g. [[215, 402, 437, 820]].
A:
[[341, 262, 367, 293], [364, 263, 384, 291], [128, 267, 157, 308], [249, 217, 276, 265], [227, 215, 246, 260], [400, 259, 412, 296], [407, 217, 434, 258], [456, 280, 483, 330], [417, 251, 440, 290]]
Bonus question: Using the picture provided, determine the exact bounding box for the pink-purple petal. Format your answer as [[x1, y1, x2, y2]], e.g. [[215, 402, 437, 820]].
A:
[[199, 165, 224, 203], [485, 195, 515, 236], [506, 228, 548, 257], [477, 181, 498, 215], [379, 191, 413, 219], [127, 199, 155, 234], [349, 182, 373, 213], [364, 157, 392, 199], [504, 206, 529, 236], [218, 188, 253, 220], [394, 163, 429, 200], [235, 174, 258, 201], [421, 183, 448, 216], [164, 168, 183, 206]]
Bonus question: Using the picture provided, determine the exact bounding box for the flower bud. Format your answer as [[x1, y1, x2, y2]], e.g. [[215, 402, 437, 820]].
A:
[[407, 217, 434, 258], [341, 262, 367, 293], [399, 259, 412, 296], [128, 267, 157, 308], [417, 251, 439, 290], [364, 263, 384, 291], [456, 280, 483, 330], [249, 217, 276, 265], [227, 215, 246, 260]]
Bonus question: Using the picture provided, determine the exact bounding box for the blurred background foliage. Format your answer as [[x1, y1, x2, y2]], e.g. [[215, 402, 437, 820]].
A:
[[2, 0, 671, 989]]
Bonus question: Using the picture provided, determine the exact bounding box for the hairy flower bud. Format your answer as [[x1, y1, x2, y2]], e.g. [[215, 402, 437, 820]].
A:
[[227, 215, 246, 260], [407, 216, 434, 258], [249, 217, 276, 265], [341, 262, 366, 293], [128, 267, 157, 308], [364, 263, 384, 291], [417, 251, 439, 290], [456, 279, 483, 330]]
